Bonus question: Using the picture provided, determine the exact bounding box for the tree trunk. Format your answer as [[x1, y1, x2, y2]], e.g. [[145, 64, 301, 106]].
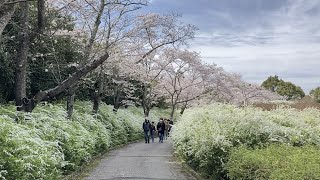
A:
[[142, 103, 147, 117], [243, 98, 247, 107], [113, 88, 121, 112], [14, 1, 29, 111], [93, 69, 104, 114], [170, 104, 176, 120], [180, 102, 187, 115], [170, 92, 180, 120], [66, 89, 75, 119], [142, 84, 151, 117], [92, 91, 100, 114], [143, 106, 151, 117], [36, 0, 45, 33], [82, 0, 105, 63], [0, 1, 5, 8], [113, 95, 120, 111], [0, 3, 15, 37]]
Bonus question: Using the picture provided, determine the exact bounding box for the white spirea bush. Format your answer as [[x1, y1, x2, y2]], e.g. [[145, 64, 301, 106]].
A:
[[172, 103, 320, 178], [0, 116, 64, 179], [0, 102, 159, 179]]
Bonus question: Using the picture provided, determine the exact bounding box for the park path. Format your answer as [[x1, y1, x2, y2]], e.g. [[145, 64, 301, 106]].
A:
[[85, 138, 196, 180]]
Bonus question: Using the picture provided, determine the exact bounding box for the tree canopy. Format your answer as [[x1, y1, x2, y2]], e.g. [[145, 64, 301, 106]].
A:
[[0, 0, 281, 117], [310, 87, 320, 103], [261, 75, 305, 100]]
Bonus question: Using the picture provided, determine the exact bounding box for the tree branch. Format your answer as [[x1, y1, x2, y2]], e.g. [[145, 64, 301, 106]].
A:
[[104, 2, 147, 7], [135, 36, 186, 64], [0, 3, 15, 36], [32, 53, 109, 105], [176, 91, 208, 104], [4, 0, 35, 5]]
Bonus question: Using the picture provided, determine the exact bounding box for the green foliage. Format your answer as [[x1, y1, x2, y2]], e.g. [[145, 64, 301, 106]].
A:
[[29, 36, 83, 96], [27, 6, 83, 97], [261, 75, 281, 92], [0, 47, 15, 103], [226, 145, 320, 180], [276, 81, 305, 100], [172, 103, 320, 179], [0, 2, 155, 107], [0, 102, 153, 179], [0, 2, 82, 102], [261, 75, 305, 100], [310, 87, 320, 103]]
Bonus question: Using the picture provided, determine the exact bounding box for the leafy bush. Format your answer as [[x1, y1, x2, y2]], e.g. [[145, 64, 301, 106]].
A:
[[0, 117, 64, 180], [98, 105, 129, 146], [0, 101, 165, 179], [226, 145, 320, 180], [172, 103, 320, 178]]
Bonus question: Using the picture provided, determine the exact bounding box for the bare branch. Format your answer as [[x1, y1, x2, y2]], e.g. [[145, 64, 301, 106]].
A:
[[4, 0, 34, 5], [33, 53, 109, 104]]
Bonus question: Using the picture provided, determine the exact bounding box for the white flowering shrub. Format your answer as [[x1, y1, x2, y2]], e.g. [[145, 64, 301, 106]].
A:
[[172, 103, 320, 179], [0, 101, 154, 179], [226, 144, 320, 180], [0, 116, 64, 179], [116, 108, 143, 142]]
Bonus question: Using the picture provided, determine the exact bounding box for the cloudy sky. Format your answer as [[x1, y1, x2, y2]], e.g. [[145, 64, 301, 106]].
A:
[[143, 0, 320, 93]]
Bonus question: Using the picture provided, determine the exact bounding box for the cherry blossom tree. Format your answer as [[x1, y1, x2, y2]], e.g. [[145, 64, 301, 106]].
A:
[[47, 0, 149, 115], [10, 0, 148, 113], [158, 49, 217, 120], [199, 73, 282, 106], [101, 44, 141, 111], [178, 65, 228, 114], [130, 13, 198, 116]]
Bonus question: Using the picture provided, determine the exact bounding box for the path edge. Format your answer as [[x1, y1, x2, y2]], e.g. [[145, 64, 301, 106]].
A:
[[63, 139, 143, 180], [172, 152, 204, 180]]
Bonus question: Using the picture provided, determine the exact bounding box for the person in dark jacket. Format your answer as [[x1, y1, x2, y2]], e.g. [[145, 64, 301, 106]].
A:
[[164, 119, 170, 139], [142, 119, 150, 143], [156, 118, 166, 143], [168, 119, 174, 137], [150, 122, 156, 143]]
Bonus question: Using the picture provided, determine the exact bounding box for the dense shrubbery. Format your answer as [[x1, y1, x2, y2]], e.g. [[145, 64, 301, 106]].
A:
[[0, 117, 63, 180], [0, 102, 160, 179], [226, 145, 320, 180], [172, 103, 320, 179]]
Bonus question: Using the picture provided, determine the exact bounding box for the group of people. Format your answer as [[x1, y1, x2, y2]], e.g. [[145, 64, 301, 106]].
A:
[[142, 118, 174, 143]]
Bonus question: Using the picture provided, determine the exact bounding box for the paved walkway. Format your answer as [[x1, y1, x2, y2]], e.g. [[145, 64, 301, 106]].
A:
[[86, 139, 195, 180]]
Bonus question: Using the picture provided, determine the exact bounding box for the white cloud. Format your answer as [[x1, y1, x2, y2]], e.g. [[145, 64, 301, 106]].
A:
[[189, 0, 320, 93], [142, 0, 320, 93]]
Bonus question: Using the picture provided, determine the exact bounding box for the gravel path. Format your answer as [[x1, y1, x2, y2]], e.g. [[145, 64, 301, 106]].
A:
[[85, 139, 196, 180]]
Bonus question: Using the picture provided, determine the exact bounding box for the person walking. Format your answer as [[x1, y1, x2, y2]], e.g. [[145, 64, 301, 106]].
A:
[[156, 119, 161, 142], [157, 118, 165, 143], [142, 119, 150, 143], [150, 121, 156, 143], [168, 119, 174, 137], [164, 119, 170, 139]]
